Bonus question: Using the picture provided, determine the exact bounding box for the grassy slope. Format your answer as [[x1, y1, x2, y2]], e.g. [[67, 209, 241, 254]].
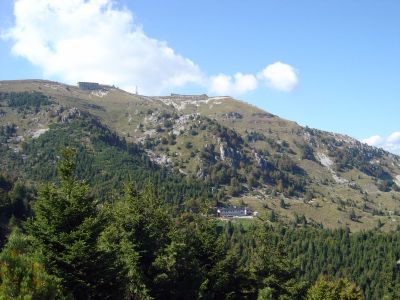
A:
[[1, 80, 400, 231]]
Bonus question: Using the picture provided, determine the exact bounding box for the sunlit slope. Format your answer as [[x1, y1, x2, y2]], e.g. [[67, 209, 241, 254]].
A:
[[1, 79, 400, 230]]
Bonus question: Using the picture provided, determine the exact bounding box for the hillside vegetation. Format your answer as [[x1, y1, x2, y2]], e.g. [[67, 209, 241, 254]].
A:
[[1, 80, 400, 298], [1, 151, 399, 299], [1, 80, 400, 231]]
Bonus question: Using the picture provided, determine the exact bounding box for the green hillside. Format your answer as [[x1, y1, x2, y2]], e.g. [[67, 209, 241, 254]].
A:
[[1, 80, 399, 231], [1, 80, 400, 299]]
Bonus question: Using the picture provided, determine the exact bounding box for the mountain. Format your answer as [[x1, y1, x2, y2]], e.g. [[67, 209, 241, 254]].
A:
[[1, 79, 400, 231]]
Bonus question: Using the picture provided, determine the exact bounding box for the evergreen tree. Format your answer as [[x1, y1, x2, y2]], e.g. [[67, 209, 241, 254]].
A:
[[248, 225, 308, 299], [228, 177, 241, 196], [25, 148, 119, 299], [100, 184, 254, 299], [99, 182, 171, 299], [306, 276, 362, 300], [0, 229, 64, 299]]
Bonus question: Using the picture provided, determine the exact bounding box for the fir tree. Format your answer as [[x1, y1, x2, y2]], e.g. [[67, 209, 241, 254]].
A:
[[25, 148, 120, 299]]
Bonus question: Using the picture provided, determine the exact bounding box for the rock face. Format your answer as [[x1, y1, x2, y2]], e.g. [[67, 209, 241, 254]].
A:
[[395, 175, 400, 187], [253, 150, 268, 170], [217, 138, 243, 167], [61, 107, 81, 123], [223, 112, 243, 119], [1, 79, 400, 230]]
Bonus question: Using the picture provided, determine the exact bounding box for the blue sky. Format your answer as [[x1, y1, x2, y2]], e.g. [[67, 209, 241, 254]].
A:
[[0, 0, 399, 153]]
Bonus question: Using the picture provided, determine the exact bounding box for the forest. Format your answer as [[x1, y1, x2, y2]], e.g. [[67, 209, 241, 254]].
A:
[[0, 92, 400, 299], [1, 148, 399, 299]]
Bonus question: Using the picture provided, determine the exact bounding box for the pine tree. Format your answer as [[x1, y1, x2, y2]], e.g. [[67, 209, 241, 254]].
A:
[[99, 182, 170, 299], [0, 229, 64, 299], [249, 226, 308, 299], [25, 148, 120, 299]]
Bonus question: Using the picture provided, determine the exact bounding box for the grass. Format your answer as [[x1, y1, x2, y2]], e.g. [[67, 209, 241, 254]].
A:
[[2, 79, 400, 232]]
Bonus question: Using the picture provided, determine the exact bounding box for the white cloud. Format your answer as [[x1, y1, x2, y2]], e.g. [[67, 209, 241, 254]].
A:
[[362, 135, 383, 146], [387, 132, 400, 144], [363, 132, 400, 155], [209, 73, 257, 96], [2, 0, 299, 96], [3, 0, 203, 94], [208, 62, 299, 96], [258, 61, 299, 92]]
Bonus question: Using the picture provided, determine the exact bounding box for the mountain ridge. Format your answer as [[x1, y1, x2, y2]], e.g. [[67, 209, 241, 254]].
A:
[[1, 79, 400, 231]]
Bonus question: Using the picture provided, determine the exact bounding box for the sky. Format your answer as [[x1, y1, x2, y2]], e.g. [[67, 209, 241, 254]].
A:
[[0, 0, 399, 154]]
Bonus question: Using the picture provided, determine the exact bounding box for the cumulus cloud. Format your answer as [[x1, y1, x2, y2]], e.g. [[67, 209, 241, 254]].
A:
[[208, 62, 299, 95], [2, 0, 299, 96], [209, 73, 258, 95], [3, 0, 203, 94], [363, 135, 383, 146], [258, 61, 299, 92], [362, 132, 400, 155]]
